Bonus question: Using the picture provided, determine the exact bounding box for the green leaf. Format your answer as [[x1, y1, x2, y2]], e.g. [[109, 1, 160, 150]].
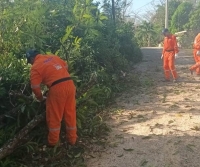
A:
[[61, 26, 74, 43], [83, 14, 92, 19], [74, 152, 81, 158], [123, 148, 134, 151], [21, 105, 26, 113], [77, 118, 82, 129], [4, 115, 16, 120], [100, 15, 108, 20]]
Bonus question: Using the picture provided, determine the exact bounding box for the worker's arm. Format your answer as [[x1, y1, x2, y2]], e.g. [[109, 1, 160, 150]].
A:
[[173, 35, 179, 54], [162, 38, 166, 55], [30, 68, 43, 101]]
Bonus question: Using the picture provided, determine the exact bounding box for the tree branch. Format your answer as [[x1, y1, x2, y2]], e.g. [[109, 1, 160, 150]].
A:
[[0, 79, 97, 160]]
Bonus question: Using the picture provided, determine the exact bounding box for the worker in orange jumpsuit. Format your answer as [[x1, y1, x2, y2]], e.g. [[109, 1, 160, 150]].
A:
[[26, 49, 77, 147], [189, 33, 200, 75], [161, 28, 179, 82]]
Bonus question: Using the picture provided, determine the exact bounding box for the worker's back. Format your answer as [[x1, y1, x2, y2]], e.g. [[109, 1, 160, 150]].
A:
[[163, 34, 179, 54], [31, 54, 70, 88]]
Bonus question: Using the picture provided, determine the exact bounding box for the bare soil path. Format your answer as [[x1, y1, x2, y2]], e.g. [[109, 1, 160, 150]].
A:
[[86, 48, 200, 167]]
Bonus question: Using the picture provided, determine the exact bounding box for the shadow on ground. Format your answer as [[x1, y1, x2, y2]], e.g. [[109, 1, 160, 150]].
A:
[[86, 48, 200, 167]]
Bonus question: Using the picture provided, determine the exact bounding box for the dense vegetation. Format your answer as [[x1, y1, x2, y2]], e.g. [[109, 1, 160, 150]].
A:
[[0, 0, 142, 166], [136, 0, 200, 48]]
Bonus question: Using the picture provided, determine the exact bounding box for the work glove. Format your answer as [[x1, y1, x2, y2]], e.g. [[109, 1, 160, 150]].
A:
[[197, 50, 200, 56], [38, 96, 47, 102], [175, 53, 178, 59], [161, 54, 163, 59], [42, 96, 47, 101]]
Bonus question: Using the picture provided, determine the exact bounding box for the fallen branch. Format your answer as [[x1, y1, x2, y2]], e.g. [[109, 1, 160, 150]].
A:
[[0, 112, 45, 160], [0, 79, 97, 160]]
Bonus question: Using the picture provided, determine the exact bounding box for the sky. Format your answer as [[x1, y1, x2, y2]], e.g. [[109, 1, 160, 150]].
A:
[[93, 0, 161, 23], [94, 0, 160, 16], [131, 0, 155, 11]]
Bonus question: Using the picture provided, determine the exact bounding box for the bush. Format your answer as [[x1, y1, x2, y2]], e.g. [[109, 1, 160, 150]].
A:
[[0, 0, 142, 166]]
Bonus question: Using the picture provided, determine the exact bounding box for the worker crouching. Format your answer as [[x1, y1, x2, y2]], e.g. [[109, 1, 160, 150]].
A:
[[26, 49, 77, 147]]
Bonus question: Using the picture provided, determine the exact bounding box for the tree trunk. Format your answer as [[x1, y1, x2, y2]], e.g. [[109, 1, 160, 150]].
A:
[[111, 0, 116, 26], [148, 35, 151, 47]]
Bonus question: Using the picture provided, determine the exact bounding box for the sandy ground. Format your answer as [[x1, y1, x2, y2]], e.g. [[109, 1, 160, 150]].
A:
[[86, 48, 200, 167]]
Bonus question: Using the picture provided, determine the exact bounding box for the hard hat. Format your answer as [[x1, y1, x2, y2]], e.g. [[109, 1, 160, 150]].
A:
[[162, 28, 169, 34], [26, 49, 39, 64]]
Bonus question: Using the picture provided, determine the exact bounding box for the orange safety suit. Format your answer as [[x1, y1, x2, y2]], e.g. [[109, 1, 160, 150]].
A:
[[190, 33, 200, 73], [30, 54, 77, 146], [162, 34, 179, 80]]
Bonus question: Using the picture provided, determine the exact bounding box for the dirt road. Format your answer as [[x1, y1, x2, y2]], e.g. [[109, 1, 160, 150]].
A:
[[86, 48, 200, 167]]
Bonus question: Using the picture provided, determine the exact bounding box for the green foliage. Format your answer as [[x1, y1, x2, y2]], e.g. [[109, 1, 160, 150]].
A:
[[185, 2, 200, 33], [170, 2, 193, 33], [0, 0, 142, 166], [135, 21, 156, 47], [0, 158, 17, 167], [136, 0, 198, 48], [140, 0, 184, 46], [0, 54, 29, 84], [151, 0, 181, 29]]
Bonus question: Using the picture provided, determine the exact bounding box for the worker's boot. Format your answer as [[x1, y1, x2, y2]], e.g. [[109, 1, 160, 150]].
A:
[[190, 69, 193, 75], [47, 140, 61, 148], [173, 78, 179, 83], [162, 79, 170, 82]]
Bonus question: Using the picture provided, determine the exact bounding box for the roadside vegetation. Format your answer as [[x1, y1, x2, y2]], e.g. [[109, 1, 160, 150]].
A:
[[0, 0, 142, 166]]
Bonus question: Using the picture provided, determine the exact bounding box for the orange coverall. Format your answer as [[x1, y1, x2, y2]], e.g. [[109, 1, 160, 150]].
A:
[[190, 33, 200, 73], [30, 54, 77, 146], [162, 34, 179, 80]]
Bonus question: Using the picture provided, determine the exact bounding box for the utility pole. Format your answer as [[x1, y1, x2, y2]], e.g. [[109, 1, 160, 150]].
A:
[[111, 0, 116, 26], [165, 0, 168, 28]]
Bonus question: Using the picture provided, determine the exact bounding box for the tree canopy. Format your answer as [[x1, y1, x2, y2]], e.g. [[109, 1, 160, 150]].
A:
[[170, 2, 193, 33]]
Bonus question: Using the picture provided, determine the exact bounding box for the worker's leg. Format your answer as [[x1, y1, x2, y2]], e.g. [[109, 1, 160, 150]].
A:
[[190, 62, 200, 72], [195, 68, 200, 75], [193, 50, 200, 75], [190, 50, 200, 74], [63, 82, 77, 145], [46, 86, 65, 146], [163, 53, 170, 80], [169, 53, 178, 80]]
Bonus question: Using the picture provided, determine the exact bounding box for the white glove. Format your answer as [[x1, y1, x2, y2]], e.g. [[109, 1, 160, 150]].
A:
[[42, 96, 47, 101], [38, 96, 47, 102], [175, 54, 178, 59], [161, 54, 163, 59], [197, 51, 200, 56]]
